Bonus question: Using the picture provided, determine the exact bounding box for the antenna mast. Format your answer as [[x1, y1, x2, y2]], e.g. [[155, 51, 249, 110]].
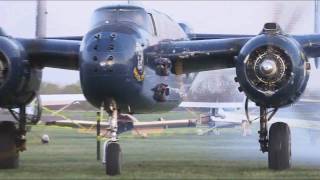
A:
[[35, 0, 47, 38], [315, 0, 320, 68], [315, 0, 319, 33]]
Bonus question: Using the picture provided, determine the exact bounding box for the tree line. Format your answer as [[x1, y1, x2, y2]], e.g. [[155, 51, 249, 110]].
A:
[[39, 81, 82, 94]]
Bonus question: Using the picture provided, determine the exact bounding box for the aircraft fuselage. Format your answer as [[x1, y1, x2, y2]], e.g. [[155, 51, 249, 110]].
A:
[[79, 5, 193, 113]]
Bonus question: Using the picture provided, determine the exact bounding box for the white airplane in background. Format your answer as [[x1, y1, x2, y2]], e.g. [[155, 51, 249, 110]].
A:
[[180, 98, 320, 135], [40, 94, 86, 106], [7, 94, 320, 136], [10, 94, 253, 135], [17, 94, 197, 133], [7, 94, 86, 125], [180, 100, 256, 136]]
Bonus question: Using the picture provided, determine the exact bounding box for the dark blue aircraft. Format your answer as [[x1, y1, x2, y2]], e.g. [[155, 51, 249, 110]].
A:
[[0, 4, 319, 175]]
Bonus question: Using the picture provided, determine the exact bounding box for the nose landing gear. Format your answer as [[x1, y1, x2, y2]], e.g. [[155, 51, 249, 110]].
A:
[[103, 100, 122, 176], [257, 106, 291, 170]]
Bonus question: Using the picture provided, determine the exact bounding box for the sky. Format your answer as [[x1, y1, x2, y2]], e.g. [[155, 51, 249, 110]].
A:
[[0, 1, 316, 85]]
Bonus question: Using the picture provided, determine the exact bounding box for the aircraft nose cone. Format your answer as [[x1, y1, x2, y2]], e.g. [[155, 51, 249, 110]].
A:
[[80, 25, 144, 108]]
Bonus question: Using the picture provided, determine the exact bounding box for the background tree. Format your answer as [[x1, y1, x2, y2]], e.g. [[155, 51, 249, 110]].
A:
[[40, 81, 82, 94]]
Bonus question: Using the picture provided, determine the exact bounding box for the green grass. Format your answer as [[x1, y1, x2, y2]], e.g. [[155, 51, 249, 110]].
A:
[[0, 126, 320, 180]]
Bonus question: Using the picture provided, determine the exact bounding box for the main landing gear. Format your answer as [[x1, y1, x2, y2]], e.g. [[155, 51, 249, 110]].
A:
[[0, 106, 27, 169], [103, 101, 122, 176], [258, 106, 291, 170]]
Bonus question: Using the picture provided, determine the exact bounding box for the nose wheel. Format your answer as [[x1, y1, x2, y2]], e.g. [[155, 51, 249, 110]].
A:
[[105, 141, 122, 176], [257, 106, 291, 170], [268, 122, 291, 170], [103, 100, 122, 176]]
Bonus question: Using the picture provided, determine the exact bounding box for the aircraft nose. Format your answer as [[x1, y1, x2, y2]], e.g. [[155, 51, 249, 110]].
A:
[[80, 28, 145, 107], [81, 29, 140, 75], [95, 32, 137, 80], [98, 54, 130, 75], [96, 32, 136, 72]]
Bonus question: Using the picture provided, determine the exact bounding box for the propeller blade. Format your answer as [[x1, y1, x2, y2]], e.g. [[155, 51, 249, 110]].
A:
[[272, 2, 284, 24], [284, 5, 305, 33]]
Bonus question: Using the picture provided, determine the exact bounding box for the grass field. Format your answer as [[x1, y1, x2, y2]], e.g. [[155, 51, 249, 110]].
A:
[[0, 124, 320, 180]]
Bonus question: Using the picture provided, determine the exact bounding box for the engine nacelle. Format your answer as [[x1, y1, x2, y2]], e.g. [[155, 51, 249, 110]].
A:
[[235, 33, 310, 108], [0, 37, 42, 108]]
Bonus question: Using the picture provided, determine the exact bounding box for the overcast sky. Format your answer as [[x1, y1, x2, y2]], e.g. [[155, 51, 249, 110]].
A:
[[0, 1, 316, 85]]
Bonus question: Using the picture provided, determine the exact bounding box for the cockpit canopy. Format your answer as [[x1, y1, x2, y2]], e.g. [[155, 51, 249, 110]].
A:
[[178, 23, 194, 34], [91, 5, 154, 34]]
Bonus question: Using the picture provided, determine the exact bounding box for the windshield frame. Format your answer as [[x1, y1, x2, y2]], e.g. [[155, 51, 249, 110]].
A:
[[91, 7, 153, 34]]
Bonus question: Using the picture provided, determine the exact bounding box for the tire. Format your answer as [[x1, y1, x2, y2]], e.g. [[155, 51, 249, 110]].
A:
[[105, 142, 122, 176], [268, 122, 291, 170], [0, 122, 19, 169]]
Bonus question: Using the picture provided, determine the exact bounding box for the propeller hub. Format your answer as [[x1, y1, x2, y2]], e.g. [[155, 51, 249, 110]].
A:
[[259, 59, 277, 76]]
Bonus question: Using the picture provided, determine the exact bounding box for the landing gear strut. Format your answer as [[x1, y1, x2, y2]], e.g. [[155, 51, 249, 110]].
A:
[[0, 106, 27, 169], [259, 107, 268, 153], [17, 106, 27, 152], [258, 106, 291, 170], [104, 100, 122, 176]]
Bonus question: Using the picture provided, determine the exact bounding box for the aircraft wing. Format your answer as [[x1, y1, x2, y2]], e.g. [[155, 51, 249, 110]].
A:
[[185, 33, 320, 58], [293, 35, 320, 58], [210, 117, 244, 124], [299, 98, 320, 103], [21, 35, 249, 74], [17, 38, 80, 70], [148, 37, 249, 74], [47, 118, 197, 131], [187, 33, 253, 40], [40, 94, 86, 106], [179, 101, 256, 108], [15, 33, 320, 74], [180, 102, 243, 108], [45, 36, 83, 41], [271, 117, 320, 130], [148, 34, 320, 75]]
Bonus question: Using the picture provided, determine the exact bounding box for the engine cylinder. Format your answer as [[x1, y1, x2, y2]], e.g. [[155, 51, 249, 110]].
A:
[[235, 34, 310, 108]]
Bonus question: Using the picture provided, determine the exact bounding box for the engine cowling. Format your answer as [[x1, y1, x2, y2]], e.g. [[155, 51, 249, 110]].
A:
[[0, 37, 42, 108], [235, 32, 310, 108]]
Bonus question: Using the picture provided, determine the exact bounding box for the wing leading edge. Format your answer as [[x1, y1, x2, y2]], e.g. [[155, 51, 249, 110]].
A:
[[187, 33, 253, 40], [17, 38, 81, 70], [294, 34, 320, 58]]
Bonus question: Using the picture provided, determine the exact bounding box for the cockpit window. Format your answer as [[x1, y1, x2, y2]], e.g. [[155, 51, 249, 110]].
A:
[[91, 8, 154, 34], [147, 13, 157, 36]]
